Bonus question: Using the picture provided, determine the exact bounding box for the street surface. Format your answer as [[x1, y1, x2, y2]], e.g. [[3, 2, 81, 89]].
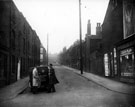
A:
[[1, 66, 134, 107]]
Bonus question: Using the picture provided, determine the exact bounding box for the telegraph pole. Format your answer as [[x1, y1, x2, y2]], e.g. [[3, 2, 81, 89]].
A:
[[79, 0, 83, 74], [47, 34, 49, 66]]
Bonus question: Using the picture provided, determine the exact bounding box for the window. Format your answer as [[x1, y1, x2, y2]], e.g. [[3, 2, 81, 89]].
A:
[[120, 48, 135, 77], [40, 48, 43, 53], [40, 54, 43, 60], [28, 41, 30, 53], [12, 30, 16, 50], [18, 32, 21, 53], [23, 38, 26, 54]]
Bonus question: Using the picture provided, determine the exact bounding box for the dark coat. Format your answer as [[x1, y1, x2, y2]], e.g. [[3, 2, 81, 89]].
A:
[[29, 67, 34, 87], [49, 68, 59, 85]]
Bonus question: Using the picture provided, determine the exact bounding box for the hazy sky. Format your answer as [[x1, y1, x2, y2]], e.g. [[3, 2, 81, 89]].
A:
[[13, 0, 109, 54]]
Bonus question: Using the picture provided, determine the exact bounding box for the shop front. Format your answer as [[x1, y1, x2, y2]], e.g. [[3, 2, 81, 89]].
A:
[[120, 48, 134, 77], [116, 35, 135, 83], [103, 48, 118, 77]]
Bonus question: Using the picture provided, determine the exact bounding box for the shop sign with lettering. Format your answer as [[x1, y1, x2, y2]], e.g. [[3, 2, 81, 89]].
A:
[[120, 48, 133, 56]]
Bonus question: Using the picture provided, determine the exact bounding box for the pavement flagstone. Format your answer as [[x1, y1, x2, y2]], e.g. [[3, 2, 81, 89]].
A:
[[63, 66, 135, 95], [0, 77, 29, 102]]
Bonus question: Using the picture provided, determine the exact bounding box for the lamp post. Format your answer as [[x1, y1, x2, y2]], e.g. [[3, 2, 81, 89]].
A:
[[79, 0, 83, 74]]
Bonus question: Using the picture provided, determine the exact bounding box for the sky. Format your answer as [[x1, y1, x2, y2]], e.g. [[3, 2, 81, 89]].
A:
[[13, 0, 109, 54]]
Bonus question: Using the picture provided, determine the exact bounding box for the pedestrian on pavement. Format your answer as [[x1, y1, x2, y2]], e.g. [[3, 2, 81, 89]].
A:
[[29, 67, 34, 92], [48, 64, 59, 93], [32, 67, 40, 94]]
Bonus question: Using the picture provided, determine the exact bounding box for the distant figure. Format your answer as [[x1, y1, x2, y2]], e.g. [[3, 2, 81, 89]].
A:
[[32, 67, 40, 94], [48, 64, 59, 92], [29, 67, 34, 92]]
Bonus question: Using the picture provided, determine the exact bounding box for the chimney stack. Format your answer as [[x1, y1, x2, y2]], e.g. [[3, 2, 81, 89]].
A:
[[87, 20, 91, 36]]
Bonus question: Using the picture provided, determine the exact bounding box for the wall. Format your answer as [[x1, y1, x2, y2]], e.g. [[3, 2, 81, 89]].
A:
[[0, 0, 41, 88], [102, 0, 123, 77]]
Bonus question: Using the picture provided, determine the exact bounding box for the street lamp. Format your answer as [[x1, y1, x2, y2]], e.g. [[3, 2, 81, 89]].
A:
[[79, 0, 83, 74]]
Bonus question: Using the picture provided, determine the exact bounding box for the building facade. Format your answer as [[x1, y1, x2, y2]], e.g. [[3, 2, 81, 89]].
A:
[[0, 0, 41, 88], [40, 44, 47, 65], [102, 0, 135, 83], [116, 0, 135, 83], [102, 0, 123, 77], [85, 20, 103, 75]]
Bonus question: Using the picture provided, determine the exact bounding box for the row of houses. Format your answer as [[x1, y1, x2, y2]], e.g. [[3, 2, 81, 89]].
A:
[[59, 0, 135, 84], [0, 0, 47, 88], [86, 0, 135, 83]]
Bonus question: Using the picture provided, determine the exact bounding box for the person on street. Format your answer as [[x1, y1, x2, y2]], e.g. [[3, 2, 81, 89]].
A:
[[48, 64, 59, 93], [32, 67, 40, 94], [29, 67, 34, 92]]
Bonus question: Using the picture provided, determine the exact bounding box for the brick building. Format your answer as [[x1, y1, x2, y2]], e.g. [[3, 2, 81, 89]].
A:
[[0, 0, 41, 88], [102, 0, 123, 77], [85, 20, 103, 75], [40, 44, 47, 65], [102, 0, 135, 83], [115, 0, 135, 83]]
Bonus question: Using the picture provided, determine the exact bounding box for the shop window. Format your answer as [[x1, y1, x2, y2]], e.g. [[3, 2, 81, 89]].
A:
[[120, 48, 134, 77]]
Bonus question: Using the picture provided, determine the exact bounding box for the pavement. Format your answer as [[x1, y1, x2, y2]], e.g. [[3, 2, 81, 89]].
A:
[[63, 66, 135, 95], [0, 77, 29, 103]]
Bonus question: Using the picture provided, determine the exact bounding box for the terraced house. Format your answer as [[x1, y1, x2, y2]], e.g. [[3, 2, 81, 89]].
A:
[[102, 0, 135, 83], [0, 0, 41, 88]]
